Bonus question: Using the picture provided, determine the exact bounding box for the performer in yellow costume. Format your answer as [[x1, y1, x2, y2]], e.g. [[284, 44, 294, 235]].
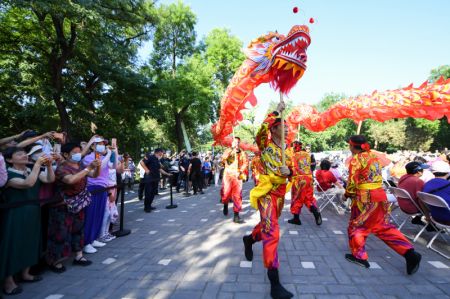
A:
[[242, 102, 294, 299]]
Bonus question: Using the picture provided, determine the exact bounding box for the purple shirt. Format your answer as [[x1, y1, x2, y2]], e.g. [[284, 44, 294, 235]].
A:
[[83, 152, 109, 187], [0, 154, 7, 187], [423, 178, 450, 223]]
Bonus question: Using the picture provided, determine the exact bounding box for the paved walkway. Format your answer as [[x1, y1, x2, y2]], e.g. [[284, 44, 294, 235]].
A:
[[16, 182, 450, 299]]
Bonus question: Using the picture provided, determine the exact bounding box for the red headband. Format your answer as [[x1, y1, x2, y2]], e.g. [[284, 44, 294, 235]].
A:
[[349, 139, 371, 151]]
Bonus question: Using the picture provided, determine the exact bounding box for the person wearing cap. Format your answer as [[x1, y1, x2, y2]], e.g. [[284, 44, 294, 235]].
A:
[[345, 135, 421, 275], [220, 136, 248, 224], [423, 160, 450, 225], [287, 140, 322, 226], [81, 136, 112, 253], [413, 156, 435, 183], [0, 147, 55, 295], [242, 101, 294, 299], [398, 161, 430, 225]]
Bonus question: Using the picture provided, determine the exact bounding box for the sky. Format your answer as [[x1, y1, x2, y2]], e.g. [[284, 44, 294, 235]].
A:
[[138, 0, 450, 121]]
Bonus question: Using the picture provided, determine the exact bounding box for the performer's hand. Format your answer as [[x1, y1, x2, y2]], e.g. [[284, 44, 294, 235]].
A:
[[279, 166, 290, 176]]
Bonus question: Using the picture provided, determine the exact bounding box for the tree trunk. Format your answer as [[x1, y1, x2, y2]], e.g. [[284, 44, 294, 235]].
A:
[[48, 16, 77, 139], [175, 113, 184, 152]]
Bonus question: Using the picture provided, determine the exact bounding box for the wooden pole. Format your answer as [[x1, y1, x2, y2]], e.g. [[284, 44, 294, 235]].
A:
[[232, 127, 237, 170], [356, 120, 363, 135], [280, 92, 286, 166]]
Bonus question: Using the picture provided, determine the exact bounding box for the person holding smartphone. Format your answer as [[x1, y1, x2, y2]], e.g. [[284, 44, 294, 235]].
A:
[[0, 147, 55, 296], [81, 137, 111, 253]]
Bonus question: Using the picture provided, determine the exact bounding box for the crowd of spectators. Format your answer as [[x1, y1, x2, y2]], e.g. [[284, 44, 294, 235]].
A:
[[0, 130, 129, 296]]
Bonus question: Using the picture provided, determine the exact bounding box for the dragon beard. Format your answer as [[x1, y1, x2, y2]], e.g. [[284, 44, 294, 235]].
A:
[[269, 58, 306, 95]]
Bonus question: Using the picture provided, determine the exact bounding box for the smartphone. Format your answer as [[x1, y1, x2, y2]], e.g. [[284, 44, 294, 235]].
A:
[[111, 138, 117, 148], [53, 144, 61, 154], [95, 152, 100, 160]]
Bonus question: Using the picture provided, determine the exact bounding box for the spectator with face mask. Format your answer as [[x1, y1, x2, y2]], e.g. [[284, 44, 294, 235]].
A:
[[46, 143, 100, 273], [0, 147, 55, 296], [81, 137, 112, 253]]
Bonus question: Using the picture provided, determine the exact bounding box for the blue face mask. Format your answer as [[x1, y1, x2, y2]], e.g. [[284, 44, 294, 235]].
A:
[[71, 153, 82, 162], [96, 144, 105, 153]]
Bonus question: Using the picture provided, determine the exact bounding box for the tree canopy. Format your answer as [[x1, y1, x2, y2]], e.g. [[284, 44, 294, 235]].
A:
[[1, 0, 448, 156]]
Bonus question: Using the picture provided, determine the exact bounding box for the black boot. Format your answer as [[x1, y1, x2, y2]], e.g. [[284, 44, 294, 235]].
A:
[[223, 203, 228, 216], [345, 253, 370, 268], [287, 214, 301, 225], [233, 212, 244, 224], [267, 268, 293, 299], [404, 249, 421, 275], [310, 206, 322, 225], [243, 235, 255, 261]]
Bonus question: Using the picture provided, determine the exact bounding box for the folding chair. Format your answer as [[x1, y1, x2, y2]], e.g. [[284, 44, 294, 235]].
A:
[[417, 192, 450, 259], [389, 187, 433, 242], [314, 178, 343, 214], [384, 186, 401, 227]]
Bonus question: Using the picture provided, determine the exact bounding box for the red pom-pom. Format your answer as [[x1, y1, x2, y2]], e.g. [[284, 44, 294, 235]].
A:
[[309, 17, 314, 24], [293, 7, 299, 13]]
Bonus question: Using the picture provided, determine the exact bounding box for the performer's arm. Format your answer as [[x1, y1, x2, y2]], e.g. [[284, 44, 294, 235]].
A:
[[221, 148, 232, 165], [345, 157, 358, 198], [240, 152, 249, 176], [255, 111, 279, 151]]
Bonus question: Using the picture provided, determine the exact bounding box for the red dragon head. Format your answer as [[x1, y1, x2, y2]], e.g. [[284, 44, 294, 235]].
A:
[[246, 25, 311, 94]]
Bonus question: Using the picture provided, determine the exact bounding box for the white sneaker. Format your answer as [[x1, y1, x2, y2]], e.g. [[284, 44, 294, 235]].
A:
[[98, 235, 114, 243], [83, 244, 97, 254], [92, 240, 106, 247], [107, 233, 117, 240], [130, 190, 135, 194], [125, 191, 129, 195]]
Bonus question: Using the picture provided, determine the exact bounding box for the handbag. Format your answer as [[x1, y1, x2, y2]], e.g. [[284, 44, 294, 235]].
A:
[[62, 188, 92, 213]]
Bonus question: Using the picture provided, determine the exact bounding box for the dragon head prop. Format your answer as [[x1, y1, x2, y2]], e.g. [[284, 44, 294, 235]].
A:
[[246, 25, 311, 94]]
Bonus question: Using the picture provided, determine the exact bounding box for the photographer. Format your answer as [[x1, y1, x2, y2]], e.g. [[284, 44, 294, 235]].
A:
[[46, 143, 100, 273]]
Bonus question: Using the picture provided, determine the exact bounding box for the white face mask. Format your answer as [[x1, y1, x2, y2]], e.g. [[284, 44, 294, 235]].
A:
[[71, 153, 82, 162], [96, 144, 105, 153]]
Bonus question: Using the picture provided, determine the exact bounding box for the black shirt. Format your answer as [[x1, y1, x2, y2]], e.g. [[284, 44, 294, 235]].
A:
[[179, 155, 190, 172], [143, 153, 161, 182], [189, 157, 202, 175]]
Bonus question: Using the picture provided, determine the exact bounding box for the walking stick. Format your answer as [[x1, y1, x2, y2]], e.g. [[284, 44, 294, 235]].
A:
[[280, 92, 286, 166]]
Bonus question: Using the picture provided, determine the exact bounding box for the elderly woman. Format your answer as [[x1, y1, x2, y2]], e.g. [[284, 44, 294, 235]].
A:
[[0, 147, 55, 296], [81, 137, 112, 253], [46, 143, 100, 273]]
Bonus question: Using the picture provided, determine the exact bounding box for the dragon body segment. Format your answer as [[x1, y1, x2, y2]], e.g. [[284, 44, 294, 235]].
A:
[[286, 78, 450, 140]]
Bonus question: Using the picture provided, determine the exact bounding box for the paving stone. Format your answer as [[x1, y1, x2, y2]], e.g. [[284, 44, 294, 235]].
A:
[[11, 183, 450, 299]]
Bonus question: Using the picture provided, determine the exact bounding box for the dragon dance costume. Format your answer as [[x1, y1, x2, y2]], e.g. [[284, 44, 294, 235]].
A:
[[345, 137, 421, 274], [221, 147, 248, 223], [245, 111, 292, 269], [287, 142, 321, 225]]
